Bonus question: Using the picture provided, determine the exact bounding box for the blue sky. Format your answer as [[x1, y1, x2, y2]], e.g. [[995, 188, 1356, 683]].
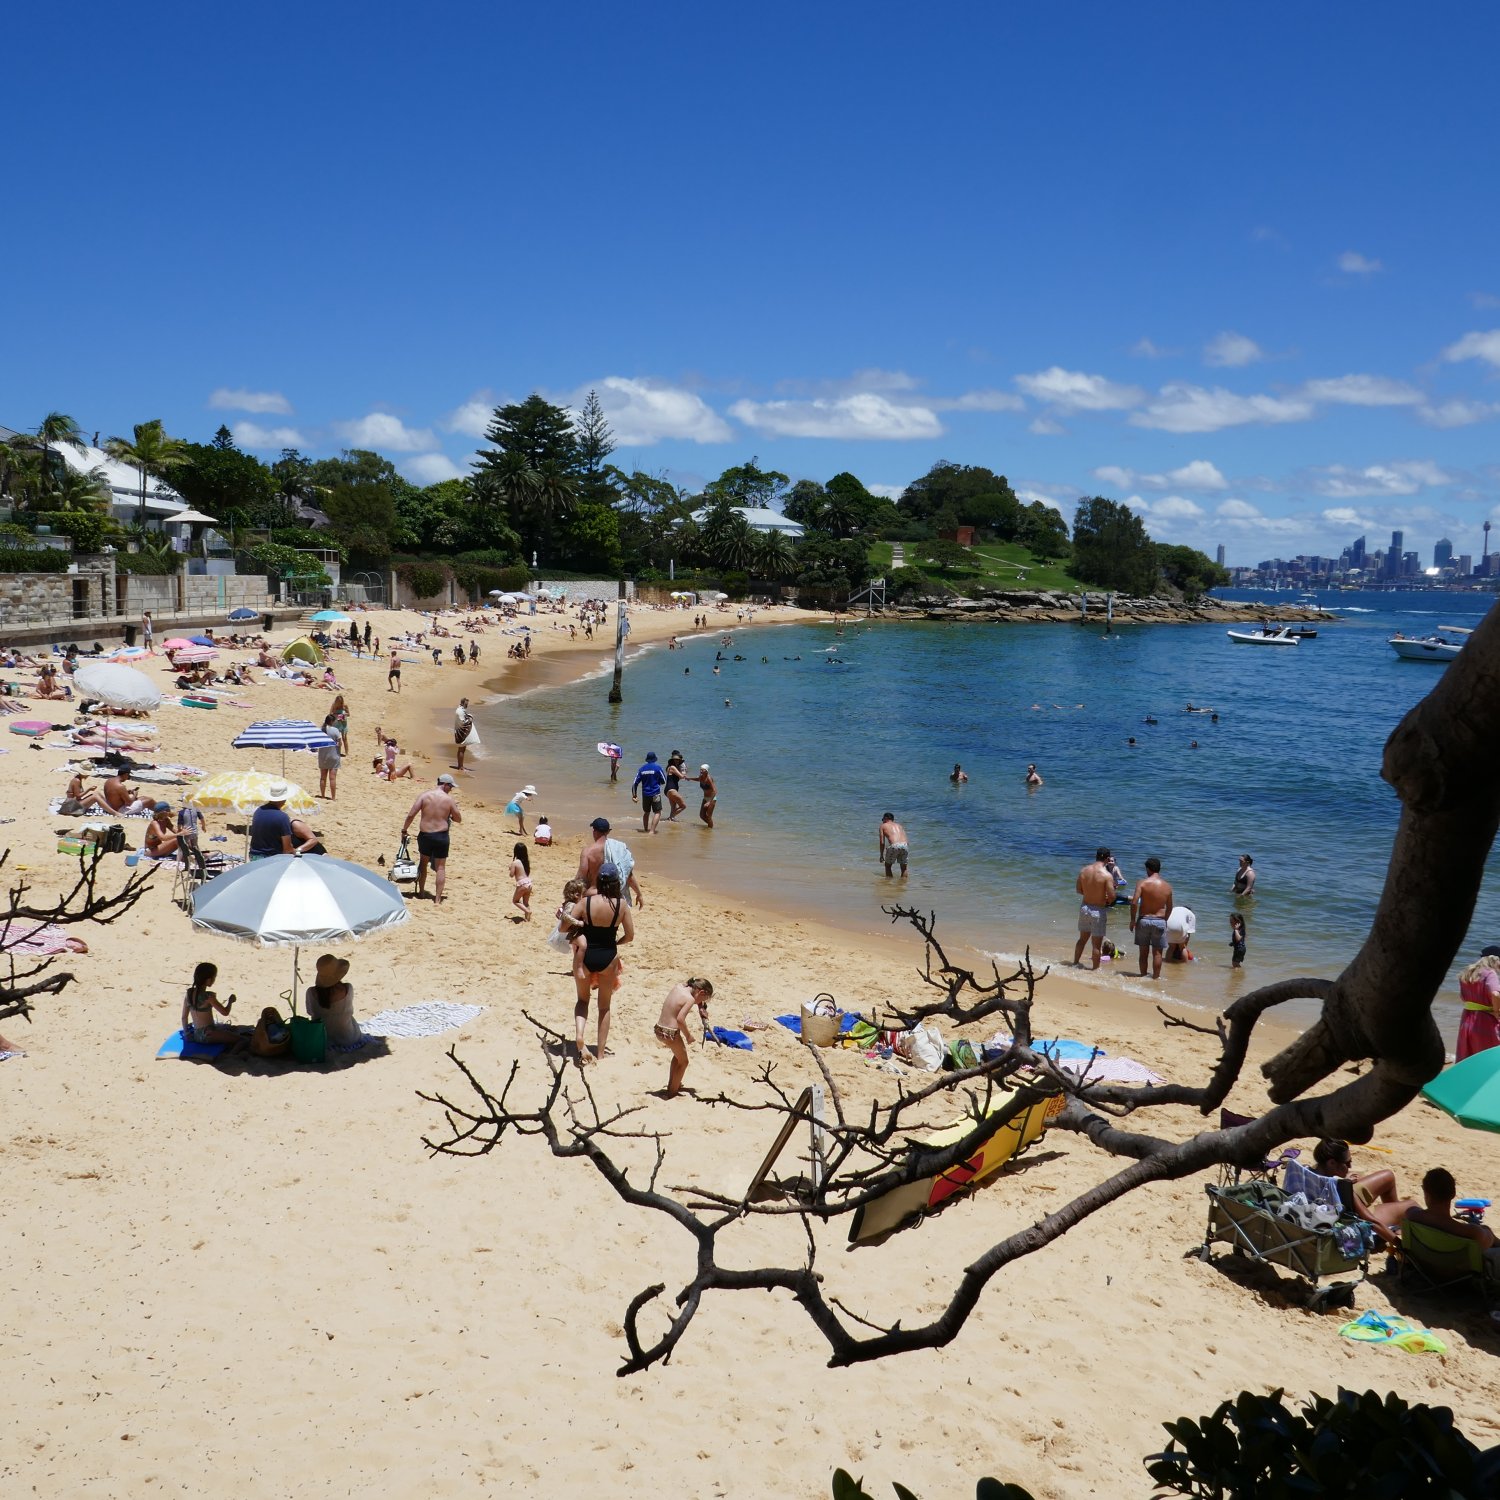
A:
[[6, 3, 1500, 566]]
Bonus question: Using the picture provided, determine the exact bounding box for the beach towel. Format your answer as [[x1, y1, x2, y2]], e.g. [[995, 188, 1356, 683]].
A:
[[705, 1026, 753, 1050], [775, 1012, 860, 1037], [156, 1030, 226, 1060], [1283, 1160, 1344, 1215], [1029, 1038, 1107, 1062], [360, 1002, 485, 1039], [1056, 1056, 1163, 1085], [0, 1048, 26, 1060], [0, 921, 88, 956], [1337, 1311, 1447, 1354]]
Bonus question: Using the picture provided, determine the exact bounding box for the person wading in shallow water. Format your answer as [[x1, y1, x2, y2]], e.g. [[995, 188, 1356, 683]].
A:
[[878, 813, 909, 878], [1073, 847, 1116, 970], [1130, 857, 1173, 979]]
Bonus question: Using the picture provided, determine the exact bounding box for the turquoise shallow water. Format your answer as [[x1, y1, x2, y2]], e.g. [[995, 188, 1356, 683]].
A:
[[475, 590, 1498, 1037]]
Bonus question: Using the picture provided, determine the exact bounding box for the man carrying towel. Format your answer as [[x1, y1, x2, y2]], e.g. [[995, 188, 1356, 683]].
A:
[[404, 773, 461, 905]]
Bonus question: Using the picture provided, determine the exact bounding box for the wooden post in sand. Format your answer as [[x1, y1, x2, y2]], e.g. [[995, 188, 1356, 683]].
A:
[[608, 579, 626, 704]]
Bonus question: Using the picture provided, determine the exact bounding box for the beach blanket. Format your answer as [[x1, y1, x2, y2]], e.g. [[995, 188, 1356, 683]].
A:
[[775, 1012, 860, 1037], [0, 921, 88, 956], [1056, 1056, 1163, 1085], [705, 1026, 753, 1050], [361, 1002, 485, 1038], [48, 797, 148, 817], [1283, 1160, 1344, 1215], [156, 1030, 226, 1060], [1029, 1038, 1107, 1062]]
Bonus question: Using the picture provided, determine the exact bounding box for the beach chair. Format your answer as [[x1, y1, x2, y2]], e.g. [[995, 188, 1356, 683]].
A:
[[1215, 1108, 1300, 1188], [1199, 1180, 1367, 1309], [1396, 1220, 1499, 1308]]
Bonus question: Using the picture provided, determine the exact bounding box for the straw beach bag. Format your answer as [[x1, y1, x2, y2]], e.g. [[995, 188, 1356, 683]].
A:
[[801, 994, 841, 1048]]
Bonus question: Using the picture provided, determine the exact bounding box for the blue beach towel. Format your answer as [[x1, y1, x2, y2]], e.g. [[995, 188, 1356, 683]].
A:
[[706, 1026, 753, 1050], [1030, 1038, 1106, 1062], [774, 1012, 860, 1037], [156, 1030, 225, 1061]]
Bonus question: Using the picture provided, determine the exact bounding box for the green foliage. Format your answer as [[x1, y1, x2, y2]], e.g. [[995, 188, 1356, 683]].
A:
[[1146, 1387, 1500, 1497], [693, 498, 757, 572], [472, 395, 581, 564], [1071, 495, 1160, 595], [795, 533, 875, 592], [704, 457, 789, 510], [29, 511, 112, 553], [170, 439, 277, 524], [1018, 502, 1070, 563], [397, 561, 447, 600], [248, 542, 330, 584], [917, 538, 973, 573], [303, 449, 416, 563], [831, 1469, 1033, 1500], [886, 565, 934, 598], [270, 526, 346, 559], [1156, 542, 1230, 601], [104, 419, 188, 524], [0, 546, 70, 573], [114, 550, 177, 576], [898, 461, 1021, 539], [574, 389, 615, 478], [556, 500, 622, 574]]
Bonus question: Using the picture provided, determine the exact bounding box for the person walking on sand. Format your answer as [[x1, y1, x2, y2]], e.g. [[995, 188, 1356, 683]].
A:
[[142, 610, 153, 653], [577, 816, 612, 891], [403, 773, 461, 904], [654, 977, 715, 1098], [387, 646, 401, 693], [453, 697, 480, 770], [878, 813, 909, 878], [632, 750, 667, 834], [1130, 857, 1174, 979], [1073, 846, 1116, 969], [566, 864, 634, 1065]]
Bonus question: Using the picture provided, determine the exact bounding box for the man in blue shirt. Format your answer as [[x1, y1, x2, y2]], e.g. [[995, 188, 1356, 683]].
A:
[[632, 751, 667, 834], [248, 782, 295, 859]]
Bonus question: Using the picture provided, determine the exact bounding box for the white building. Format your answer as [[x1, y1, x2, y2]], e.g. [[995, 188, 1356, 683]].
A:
[[689, 505, 804, 539], [56, 443, 187, 524]]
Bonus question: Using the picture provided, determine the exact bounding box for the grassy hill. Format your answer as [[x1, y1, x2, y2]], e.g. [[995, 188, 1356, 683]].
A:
[[870, 539, 1085, 595]]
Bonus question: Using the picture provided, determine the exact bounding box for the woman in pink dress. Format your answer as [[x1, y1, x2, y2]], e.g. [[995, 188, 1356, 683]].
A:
[[1455, 946, 1500, 1061]]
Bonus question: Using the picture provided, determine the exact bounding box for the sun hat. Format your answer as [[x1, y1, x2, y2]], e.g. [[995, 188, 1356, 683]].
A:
[[590, 816, 610, 833], [314, 954, 350, 987], [267, 780, 289, 801], [645, 751, 658, 762], [522, 784, 537, 796], [437, 773, 456, 786]]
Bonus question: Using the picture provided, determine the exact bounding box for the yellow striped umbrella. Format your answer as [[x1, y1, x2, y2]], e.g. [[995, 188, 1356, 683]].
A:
[[185, 771, 316, 816]]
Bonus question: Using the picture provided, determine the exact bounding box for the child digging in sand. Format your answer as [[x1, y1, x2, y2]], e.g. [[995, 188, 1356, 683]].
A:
[[654, 977, 714, 1098], [510, 842, 533, 920]]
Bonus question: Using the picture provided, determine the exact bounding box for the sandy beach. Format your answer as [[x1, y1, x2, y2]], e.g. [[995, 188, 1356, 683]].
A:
[[2, 600, 1497, 1499]]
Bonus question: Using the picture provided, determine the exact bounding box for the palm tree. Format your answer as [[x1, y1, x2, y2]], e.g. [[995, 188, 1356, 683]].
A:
[[752, 528, 798, 582], [50, 464, 113, 514], [702, 508, 757, 572], [105, 419, 187, 527], [482, 458, 576, 562]]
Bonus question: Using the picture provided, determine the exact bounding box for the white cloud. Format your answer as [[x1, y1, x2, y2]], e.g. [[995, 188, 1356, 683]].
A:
[[1028, 416, 1065, 435], [1321, 505, 1375, 529], [867, 484, 905, 501], [1091, 459, 1228, 493], [1203, 331, 1265, 368], [1441, 329, 1500, 367], [1306, 460, 1450, 499], [232, 420, 306, 450], [1337, 250, 1383, 275], [210, 387, 293, 415], [400, 453, 465, 486], [1469, 292, 1500, 310], [442, 393, 498, 438], [1014, 487, 1065, 513], [1130, 383, 1315, 433], [1418, 398, 1500, 429], [1213, 499, 1310, 535], [1130, 337, 1177, 358], [728, 392, 942, 440], [333, 413, 438, 452], [581, 377, 731, 445], [1014, 366, 1145, 412], [1217, 499, 1262, 520], [1299, 374, 1423, 406], [1148, 496, 1205, 521], [930, 388, 1026, 412]]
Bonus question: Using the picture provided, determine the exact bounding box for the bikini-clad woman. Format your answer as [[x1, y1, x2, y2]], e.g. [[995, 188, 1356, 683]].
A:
[[566, 865, 634, 1065]]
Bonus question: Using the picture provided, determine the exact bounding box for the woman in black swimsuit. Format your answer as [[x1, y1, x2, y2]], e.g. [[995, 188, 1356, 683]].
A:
[[665, 750, 688, 821], [567, 866, 634, 1065]]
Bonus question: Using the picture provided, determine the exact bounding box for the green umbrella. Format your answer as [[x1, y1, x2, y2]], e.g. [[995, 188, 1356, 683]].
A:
[[1421, 1050, 1500, 1133]]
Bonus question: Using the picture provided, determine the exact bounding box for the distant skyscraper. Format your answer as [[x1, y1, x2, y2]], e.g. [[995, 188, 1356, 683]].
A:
[[1387, 530, 1404, 578], [1434, 538, 1453, 569], [1350, 535, 1366, 568], [1215, 543, 1225, 567], [1458, 554, 1473, 576]]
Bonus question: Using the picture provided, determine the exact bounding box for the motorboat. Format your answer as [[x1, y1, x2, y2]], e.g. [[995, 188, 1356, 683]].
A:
[[1227, 626, 1299, 646], [1388, 625, 1471, 662]]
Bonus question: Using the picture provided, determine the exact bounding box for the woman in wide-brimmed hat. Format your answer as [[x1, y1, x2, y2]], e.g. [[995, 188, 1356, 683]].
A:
[[304, 954, 365, 1050]]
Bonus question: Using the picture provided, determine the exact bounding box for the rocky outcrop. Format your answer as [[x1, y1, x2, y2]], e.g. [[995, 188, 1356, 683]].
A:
[[880, 592, 1331, 625]]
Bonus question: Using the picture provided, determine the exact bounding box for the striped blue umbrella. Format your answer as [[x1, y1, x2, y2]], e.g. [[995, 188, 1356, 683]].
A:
[[226, 607, 259, 621], [232, 718, 337, 772]]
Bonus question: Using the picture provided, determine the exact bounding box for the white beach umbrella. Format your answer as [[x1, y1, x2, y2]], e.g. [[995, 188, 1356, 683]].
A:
[[74, 662, 162, 713], [190, 853, 409, 1008]]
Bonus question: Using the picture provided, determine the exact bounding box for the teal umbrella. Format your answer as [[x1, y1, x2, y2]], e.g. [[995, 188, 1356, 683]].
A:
[[1421, 1050, 1500, 1133]]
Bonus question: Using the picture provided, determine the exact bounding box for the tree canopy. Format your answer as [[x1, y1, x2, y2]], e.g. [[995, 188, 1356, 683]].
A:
[[1070, 495, 1161, 595]]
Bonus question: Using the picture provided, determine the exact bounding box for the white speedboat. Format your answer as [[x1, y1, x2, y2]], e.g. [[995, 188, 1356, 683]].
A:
[[1227, 626, 1299, 646], [1388, 625, 1471, 662]]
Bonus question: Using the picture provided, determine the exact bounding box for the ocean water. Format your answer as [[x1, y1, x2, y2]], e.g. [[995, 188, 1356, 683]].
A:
[[475, 590, 1499, 1037]]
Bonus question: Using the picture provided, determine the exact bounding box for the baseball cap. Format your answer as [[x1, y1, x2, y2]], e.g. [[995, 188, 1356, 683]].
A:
[[153, 801, 170, 813], [437, 773, 456, 786], [645, 751, 658, 762], [599, 862, 620, 880], [590, 816, 611, 832]]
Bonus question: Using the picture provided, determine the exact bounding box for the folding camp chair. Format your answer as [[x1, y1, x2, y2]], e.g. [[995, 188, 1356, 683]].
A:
[[1397, 1220, 1500, 1309], [171, 844, 210, 911], [1216, 1108, 1301, 1188]]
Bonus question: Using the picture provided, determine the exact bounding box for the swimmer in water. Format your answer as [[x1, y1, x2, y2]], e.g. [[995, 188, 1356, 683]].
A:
[[1143, 716, 1158, 725], [1025, 763, 1044, 787], [950, 763, 968, 784]]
